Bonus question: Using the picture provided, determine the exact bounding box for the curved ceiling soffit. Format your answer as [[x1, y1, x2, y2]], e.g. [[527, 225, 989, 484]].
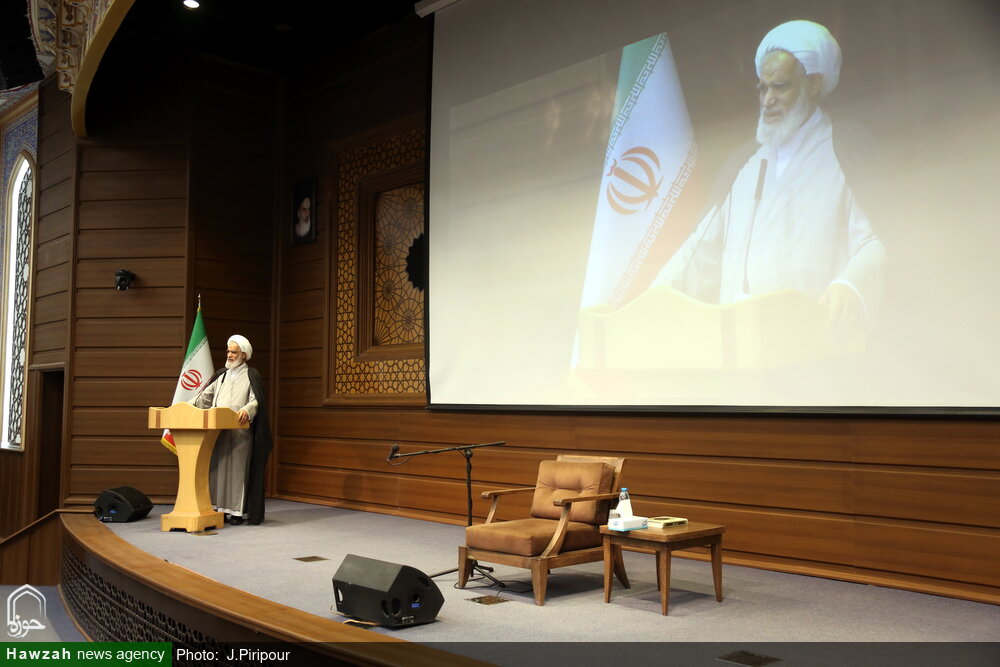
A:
[[30, 0, 136, 138]]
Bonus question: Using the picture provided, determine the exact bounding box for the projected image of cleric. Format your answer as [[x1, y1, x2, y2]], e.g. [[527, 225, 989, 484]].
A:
[[653, 20, 886, 335]]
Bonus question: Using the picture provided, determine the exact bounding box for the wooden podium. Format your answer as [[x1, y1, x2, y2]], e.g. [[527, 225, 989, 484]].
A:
[[148, 402, 248, 532]]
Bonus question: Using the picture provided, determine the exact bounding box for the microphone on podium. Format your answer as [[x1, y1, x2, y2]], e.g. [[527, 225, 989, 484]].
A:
[[386, 443, 400, 462]]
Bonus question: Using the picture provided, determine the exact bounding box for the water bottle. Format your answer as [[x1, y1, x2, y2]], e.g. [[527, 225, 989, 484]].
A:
[[617, 487, 633, 518]]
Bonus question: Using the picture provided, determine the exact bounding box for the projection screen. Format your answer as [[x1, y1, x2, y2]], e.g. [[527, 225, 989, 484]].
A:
[[427, 0, 1000, 411]]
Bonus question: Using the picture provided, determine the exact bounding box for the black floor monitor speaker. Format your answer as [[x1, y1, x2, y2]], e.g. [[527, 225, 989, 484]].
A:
[[332, 554, 443, 627], [94, 486, 153, 523]]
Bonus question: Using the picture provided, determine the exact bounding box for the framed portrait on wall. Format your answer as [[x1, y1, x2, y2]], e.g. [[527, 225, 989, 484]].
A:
[[291, 178, 317, 245]]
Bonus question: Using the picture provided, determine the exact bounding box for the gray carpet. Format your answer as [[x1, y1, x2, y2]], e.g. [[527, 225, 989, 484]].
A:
[[98, 500, 998, 666]]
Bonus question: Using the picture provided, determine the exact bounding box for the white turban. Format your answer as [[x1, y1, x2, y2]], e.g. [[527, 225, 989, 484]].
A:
[[228, 334, 253, 361], [755, 20, 841, 98]]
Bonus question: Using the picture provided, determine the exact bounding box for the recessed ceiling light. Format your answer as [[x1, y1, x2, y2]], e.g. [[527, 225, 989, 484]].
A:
[[182, 0, 200, 9]]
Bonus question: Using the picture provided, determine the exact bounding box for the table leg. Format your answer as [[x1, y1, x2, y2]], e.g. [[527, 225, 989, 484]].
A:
[[710, 536, 723, 602], [603, 535, 613, 603], [657, 548, 671, 615]]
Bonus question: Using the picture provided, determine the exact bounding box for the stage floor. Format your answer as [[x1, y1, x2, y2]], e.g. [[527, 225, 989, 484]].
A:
[[103, 500, 999, 665]]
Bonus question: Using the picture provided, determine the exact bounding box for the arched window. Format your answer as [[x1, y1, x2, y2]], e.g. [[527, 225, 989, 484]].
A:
[[1, 156, 34, 450]]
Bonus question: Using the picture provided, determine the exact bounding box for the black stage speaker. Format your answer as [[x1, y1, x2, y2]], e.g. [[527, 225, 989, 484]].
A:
[[94, 486, 152, 523], [332, 554, 443, 627]]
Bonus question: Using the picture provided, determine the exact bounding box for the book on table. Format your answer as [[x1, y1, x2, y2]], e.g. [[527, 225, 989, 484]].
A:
[[647, 516, 688, 528]]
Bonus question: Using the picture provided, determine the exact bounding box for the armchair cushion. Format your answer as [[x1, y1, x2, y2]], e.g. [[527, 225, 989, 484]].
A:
[[465, 518, 602, 557], [529, 460, 614, 524]]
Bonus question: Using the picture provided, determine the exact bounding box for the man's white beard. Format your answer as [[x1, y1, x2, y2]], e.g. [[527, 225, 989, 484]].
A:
[[225, 358, 244, 370], [756, 88, 811, 147]]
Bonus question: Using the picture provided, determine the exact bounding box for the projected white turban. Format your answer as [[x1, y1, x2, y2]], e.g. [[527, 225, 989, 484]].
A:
[[755, 20, 842, 98], [228, 334, 253, 361]]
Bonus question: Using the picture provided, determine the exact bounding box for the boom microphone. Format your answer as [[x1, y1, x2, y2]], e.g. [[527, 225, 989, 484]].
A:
[[386, 443, 400, 462]]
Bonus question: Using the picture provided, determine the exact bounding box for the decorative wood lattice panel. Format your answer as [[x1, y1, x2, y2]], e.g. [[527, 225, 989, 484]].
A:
[[373, 184, 424, 346], [331, 128, 426, 404]]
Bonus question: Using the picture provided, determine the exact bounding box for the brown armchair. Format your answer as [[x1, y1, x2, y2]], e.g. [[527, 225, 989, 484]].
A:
[[457, 455, 629, 605]]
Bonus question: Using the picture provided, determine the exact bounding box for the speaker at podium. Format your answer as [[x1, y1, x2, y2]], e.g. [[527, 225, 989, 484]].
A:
[[94, 486, 153, 523]]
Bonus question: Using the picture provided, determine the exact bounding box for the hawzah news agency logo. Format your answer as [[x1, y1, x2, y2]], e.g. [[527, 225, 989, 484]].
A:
[[6, 584, 47, 639]]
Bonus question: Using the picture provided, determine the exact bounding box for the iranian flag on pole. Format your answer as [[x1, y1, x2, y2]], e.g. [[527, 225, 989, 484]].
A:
[[579, 32, 699, 312], [161, 306, 214, 454]]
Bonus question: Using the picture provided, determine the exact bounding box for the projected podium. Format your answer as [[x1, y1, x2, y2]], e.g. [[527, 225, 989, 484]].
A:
[[148, 403, 248, 532], [577, 286, 864, 371]]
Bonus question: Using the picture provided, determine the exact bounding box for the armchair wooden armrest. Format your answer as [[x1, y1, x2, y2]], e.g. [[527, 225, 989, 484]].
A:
[[481, 487, 535, 524], [541, 491, 619, 557], [480, 487, 535, 500], [552, 491, 618, 506]]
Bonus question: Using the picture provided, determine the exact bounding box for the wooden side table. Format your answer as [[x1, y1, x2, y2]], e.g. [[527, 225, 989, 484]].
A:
[[601, 522, 725, 615]]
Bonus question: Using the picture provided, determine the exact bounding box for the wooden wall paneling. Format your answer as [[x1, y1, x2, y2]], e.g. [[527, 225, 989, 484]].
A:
[[78, 145, 188, 173], [72, 408, 149, 437], [34, 205, 72, 244], [74, 288, 185, 320], [36, 176, 72, 218], [280, 289, 324, 323], [0, 453, 28, 537], [77, 170, 186, 202], [75, 318, 183, 348], [69, 467, 178, 498], [195, 259, 272, 297], [77, 228, 186, 259], [276, 466, 401, 509], [76, 259, 185, 290], [37, 151, 73, 191], [278, 348, 322, 379], [70, 437, 177, 467], [73, 379, 176, 408], [572, 413, 857, 461], [853, 468, 1000, 527], [33, 235, 71, 271], [276, 408, 408, 441], [37, 117, 73, 163], [634, 501, 858, 565], [27, 518, 62, 584], [280, 317, 324, 350], [276, 438, 542, 484], [624, 456, 856, 514], [855, 521, 1000, 588], [77, 199, 187, 231], [33, 263, 70, 298], [0, 535, 30, 582], [32, 322, 64, 354], [852, 418, 1000, 470], [279, 257, 325, 292], [277, 379, 324, 408], [32, 292, 69, 325], [74, 349, 180, 379]]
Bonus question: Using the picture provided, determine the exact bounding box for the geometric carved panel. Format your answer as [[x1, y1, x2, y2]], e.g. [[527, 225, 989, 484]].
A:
[[373, 183, 424, 346], [327, 128, 426, 406]]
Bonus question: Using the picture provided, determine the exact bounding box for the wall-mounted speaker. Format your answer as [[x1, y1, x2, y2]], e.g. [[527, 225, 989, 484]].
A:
[[94, 486, 152, 523], [332, 554, 443, 627]]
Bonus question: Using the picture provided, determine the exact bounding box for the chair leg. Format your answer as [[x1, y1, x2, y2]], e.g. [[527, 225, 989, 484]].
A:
[[457, 546, 472, 588], [530, 560, 548, 606], [612, 545, 630, 589]]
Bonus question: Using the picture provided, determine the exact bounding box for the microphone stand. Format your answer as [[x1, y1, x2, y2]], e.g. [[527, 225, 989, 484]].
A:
[[387, 441, 506, 586]]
